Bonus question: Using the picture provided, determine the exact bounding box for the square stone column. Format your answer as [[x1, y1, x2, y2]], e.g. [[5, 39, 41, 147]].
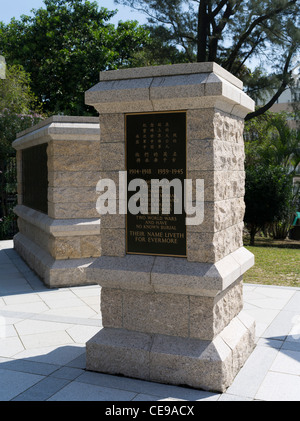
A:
[[84, 62, 256, 392], [13, 116, 101, 287]]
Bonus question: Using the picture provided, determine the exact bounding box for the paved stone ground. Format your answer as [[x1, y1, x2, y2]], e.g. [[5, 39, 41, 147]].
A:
[[0, 239, 300, 401]]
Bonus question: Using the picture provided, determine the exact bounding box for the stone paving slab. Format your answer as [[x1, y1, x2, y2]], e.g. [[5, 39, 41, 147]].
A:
[[0, 240, 300, 401]]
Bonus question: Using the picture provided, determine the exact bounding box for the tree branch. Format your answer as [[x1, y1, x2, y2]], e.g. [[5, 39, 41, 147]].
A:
[[235, 35, 265, 74], [208, 1, 234, 61], [115, 0, 173, 26], [224, 0, 297, 71], [245, 45, 295, 121], [210, 0, 229, 18]]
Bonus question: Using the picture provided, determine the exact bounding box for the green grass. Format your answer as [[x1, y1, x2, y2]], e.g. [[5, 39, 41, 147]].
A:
[[244, 245, 300, 287]]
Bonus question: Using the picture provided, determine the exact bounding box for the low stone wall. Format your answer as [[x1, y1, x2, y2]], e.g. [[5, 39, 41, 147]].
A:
[[13, 116, 101, 287]]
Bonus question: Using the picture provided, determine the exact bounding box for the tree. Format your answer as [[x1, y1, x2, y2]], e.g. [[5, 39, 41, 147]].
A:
[[244, 111, 299, 242], [244, 164, 295, 245], [128, 25, 191, 67], [0, 64, 38, 114], [0, 0, 150, 115], [115, 0, 299, 120], [264, 114, 300, 173]]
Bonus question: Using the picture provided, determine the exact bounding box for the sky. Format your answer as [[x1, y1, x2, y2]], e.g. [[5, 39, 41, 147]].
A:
[[0, 0, 283, 74], [0, 0, 147, 25]]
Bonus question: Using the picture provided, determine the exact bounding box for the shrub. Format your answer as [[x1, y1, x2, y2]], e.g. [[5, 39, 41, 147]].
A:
[[244, 164, 295, 245]]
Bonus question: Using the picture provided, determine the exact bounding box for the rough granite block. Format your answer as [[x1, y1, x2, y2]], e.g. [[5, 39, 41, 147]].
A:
[[101, 288, 123, 329], [86, 328, 152, 380], [86, 311, 255, 392], [122, 290, 190, 337], [100, 228, 126, 257], [99, 114, 124, 143]]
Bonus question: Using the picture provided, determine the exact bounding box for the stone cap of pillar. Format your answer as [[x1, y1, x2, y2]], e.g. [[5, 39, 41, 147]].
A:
[[87, 246, 254, 297], [14, 205, 100, 237], [85, 62, 255, 117], [12, 115, 100, 150]]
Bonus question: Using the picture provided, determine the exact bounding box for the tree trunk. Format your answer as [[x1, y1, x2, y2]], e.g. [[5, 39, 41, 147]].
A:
[[197, 0, 209, 62], [208, 37, 218, 62], [250, 226, 256, 246]]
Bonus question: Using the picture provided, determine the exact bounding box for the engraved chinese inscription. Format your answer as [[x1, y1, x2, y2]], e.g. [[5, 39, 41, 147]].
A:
[[126, 112, 186, 256]]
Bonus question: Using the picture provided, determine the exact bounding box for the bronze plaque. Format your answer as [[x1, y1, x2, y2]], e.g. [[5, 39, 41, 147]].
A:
[[126, 112, 186, 257]]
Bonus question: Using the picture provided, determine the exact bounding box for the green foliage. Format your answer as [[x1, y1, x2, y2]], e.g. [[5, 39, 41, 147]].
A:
[[0, 64, 44, 162], [0, 64, 44, 239], [244, 164, 295, 245], [0, 0, 151, 115], [0, 64, 38, 113], [0, 109, 44, 155], [127, 25, 191, 67], [244, 111, 300, 174], [0, 209, 18, 241], [264, 114, 300, 172], [244, 111, 299, 242]]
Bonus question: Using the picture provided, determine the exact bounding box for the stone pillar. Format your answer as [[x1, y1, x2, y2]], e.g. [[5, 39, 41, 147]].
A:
[[84, 62, 256, 392], [13, 116, 101, 287]]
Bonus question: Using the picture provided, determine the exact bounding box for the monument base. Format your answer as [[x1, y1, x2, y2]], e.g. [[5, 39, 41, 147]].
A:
[[86, 310, 255, 393], [85, 248, 256, 392], [14, 233, 96, 288]]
